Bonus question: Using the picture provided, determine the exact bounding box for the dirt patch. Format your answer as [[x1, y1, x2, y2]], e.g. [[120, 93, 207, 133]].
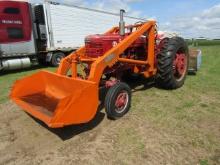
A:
[[0, 99, 219, 165]]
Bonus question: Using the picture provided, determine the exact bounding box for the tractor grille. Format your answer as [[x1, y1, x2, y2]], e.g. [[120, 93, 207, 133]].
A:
[[85, 42, 103, 58]]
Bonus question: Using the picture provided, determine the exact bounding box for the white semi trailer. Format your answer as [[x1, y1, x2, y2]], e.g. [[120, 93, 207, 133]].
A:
[[0, 0, 145, 70]]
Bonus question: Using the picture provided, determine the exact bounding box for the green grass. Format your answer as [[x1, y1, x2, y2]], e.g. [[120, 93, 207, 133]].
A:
[[0, 67, 56, 103], [129, 45, 220, 164], [187, 39, 220, 46]]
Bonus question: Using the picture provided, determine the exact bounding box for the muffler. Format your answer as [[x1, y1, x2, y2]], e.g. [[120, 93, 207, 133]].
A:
[[119, 9, 125, 36]]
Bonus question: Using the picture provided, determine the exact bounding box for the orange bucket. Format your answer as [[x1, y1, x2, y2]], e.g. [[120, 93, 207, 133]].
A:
[[10, 71, 99, 128]]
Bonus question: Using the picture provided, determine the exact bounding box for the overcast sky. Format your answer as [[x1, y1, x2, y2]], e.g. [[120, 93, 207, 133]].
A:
[[30, 0, 220, 39]]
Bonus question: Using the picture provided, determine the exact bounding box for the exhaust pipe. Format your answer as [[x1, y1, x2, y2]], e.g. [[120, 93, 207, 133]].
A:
[[119, 9, 125, 36]]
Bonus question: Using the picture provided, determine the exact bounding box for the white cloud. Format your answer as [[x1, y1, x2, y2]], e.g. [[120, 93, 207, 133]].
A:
[[202, 4, 220, 18], [59, 0, 88, 6], [124, 0, 143, 3], [87, 0, 143, 17], [160, 3, 220, 39], [29, 0, 144, 17]]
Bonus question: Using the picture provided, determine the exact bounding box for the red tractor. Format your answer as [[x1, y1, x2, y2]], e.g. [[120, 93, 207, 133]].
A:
[[11, 10, 188, 128]]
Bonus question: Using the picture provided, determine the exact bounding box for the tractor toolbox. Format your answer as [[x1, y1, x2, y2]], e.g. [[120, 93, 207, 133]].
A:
[[188, 49, 202, 74]]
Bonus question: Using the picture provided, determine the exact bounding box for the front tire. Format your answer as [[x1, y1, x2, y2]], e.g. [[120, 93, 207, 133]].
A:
[[105, 82, 131, 120], [156, 37, 189, 89]]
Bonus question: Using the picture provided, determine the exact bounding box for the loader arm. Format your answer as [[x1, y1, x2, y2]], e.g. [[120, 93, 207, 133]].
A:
[[57, 21, 156, 83], [88, 21, 156, 82]]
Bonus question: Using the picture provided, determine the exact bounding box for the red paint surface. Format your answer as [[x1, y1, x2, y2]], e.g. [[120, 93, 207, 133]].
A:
[[0, 1, 32, 43], [115, 92, 127, 109], [85, 33, 146, 58], [173, 53, 186, 76]]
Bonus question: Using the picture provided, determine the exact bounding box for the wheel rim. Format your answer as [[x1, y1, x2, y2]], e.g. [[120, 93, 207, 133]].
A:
[[55, 54, 63, 65], [173, 53, 187, 81], [115, 91, 129, 113], [56, 56, 61, 64]]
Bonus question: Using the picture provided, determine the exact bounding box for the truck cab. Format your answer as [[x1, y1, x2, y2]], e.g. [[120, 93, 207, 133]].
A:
[[0, 1, 37, 70], [0, 0, 66, 70]]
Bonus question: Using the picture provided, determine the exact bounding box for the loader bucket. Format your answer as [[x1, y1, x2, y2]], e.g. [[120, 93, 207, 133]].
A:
[[10, 71, 99, 128]]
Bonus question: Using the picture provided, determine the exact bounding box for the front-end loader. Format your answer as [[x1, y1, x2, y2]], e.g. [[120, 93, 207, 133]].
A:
[[10, 10, 189, 128]]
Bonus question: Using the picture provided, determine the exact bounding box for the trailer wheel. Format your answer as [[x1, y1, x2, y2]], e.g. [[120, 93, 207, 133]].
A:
[[156, 37, 189, 89], [51, 52, 65, 67], [105, 82, 131, 120]]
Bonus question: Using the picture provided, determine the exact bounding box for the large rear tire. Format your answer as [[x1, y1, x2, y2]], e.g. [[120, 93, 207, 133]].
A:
[[156, 37, 189, 89]]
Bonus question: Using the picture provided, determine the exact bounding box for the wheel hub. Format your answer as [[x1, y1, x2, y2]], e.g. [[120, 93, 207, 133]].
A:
[[115, 91, 128, 113], [173, 53, 186, 79], [56, 57, 61, 63]]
